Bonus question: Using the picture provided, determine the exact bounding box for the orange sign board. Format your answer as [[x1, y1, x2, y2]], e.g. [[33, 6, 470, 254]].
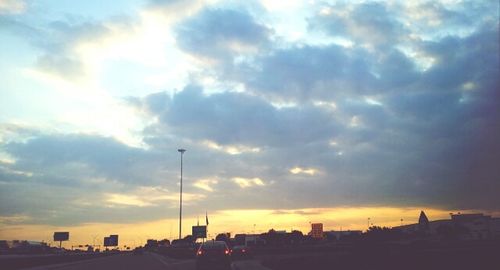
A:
[[311, 223, 323, 239]]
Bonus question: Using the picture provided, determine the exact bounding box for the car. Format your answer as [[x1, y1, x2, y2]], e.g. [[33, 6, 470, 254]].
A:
[[170, 240, 196, 258], [230, 245, 252, 260], [195, 240, 231, 270]]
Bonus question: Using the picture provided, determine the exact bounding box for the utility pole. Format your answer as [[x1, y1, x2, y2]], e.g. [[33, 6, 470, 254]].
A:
[[178, 149, 186, 240]]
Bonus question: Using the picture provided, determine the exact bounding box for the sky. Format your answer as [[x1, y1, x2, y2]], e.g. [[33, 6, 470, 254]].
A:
[[0, 0, 499, 247]]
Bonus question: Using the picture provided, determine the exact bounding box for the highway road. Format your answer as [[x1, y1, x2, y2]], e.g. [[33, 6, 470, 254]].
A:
[[23, 252, 272, 270]]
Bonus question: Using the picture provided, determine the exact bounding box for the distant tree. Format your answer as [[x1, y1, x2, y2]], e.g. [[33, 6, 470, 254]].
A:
[[289, 230, 304, 244], [364, 226, 404, 242], [183, 235, 195, 243], [158, 239, 170, 246], [145, 239, 158, 250], [215, 233, 230, 244], [339, 232, 362, 242], [261, 229, 280, 246]]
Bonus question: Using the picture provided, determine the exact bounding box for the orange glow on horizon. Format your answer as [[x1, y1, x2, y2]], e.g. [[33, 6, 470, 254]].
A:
[[1, 206, 497, 249]]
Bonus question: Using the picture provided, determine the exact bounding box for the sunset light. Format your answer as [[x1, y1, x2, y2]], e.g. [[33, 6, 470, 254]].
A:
[[0, 0, 498, 269]]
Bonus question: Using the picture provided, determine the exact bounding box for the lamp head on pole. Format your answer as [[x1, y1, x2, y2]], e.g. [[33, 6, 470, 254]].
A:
[[178, 149, 186, 154]]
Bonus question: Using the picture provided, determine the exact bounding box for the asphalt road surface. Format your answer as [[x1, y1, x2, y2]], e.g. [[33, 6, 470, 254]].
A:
[[23, 252, 271, 270]]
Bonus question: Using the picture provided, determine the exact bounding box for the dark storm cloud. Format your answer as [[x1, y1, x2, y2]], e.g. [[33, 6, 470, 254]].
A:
[[368, 25, 499, 209], [418, 23, 499, 94], [232, 43, 422, 104], [231, 0, 496, 103], [138, 85, 341, 148], [175, 7, 271, 63], [5, 134, 149, 184], [308, 1, 496, 46], [0, 180, 187, 226], [242, 44, 374, 101], [0, 132, 200, 225], [1, 0, 499, 228], [353, 25, 498, 209], [132, 11, 499, 211]]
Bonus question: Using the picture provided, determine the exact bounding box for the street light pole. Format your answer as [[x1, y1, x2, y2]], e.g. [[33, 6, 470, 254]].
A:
[[178, 149, 186, 240]]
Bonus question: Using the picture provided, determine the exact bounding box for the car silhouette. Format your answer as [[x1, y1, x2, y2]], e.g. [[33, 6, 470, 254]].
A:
[[195, 240, 231, 270], [230, 245, 252, 260]]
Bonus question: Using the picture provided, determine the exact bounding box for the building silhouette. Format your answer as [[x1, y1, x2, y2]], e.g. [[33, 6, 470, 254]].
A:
[[394, 211, 500, 240]]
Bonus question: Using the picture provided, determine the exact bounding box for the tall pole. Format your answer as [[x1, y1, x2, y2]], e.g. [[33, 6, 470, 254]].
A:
[[178, 149, 186, 240]]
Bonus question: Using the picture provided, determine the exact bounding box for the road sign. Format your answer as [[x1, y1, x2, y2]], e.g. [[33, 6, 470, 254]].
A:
[[104, 235, 119, 247], [53, 232, 69, 241], [192, 225, 207, 239]]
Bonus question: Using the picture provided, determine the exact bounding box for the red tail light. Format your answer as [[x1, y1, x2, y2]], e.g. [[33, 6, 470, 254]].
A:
[[224, 249, 230, 255], [242, 249, 246, 253], [197, 250, 203, 256]]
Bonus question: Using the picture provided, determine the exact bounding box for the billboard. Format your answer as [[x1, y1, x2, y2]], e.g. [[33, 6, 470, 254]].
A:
[[53, 232, 69, 241], [103, 237, 110, 246], [192, 226, 207, 239], [311, 223, 323, 239], [104, 234, 119, 247]]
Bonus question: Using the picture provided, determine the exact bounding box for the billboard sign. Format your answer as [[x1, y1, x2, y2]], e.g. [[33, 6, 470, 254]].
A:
[[311, 223, 323, 239], [103, 237, 110, 246], [53, 232, 69, 241], [109, 235, 118, 246], [104, 234, 119, 247], [192, 226, 207, 239], [104, 237, 110, 246]]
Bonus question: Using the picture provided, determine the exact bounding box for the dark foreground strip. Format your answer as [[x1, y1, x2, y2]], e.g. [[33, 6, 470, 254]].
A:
[[0, 253, 115, 270]]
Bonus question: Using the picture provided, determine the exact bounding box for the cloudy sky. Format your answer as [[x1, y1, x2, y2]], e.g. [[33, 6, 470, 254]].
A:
[[0, 0, 499, 246]]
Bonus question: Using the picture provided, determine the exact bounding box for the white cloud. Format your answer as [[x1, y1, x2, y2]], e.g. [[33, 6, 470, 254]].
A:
[[461, 81, 477, 91], [232, 177, 265, 188], [105, 186, 206, 208], [74, 12, 195, 95], [260, 0, 304, 11], [0, 162, 33, 177], [349, 116, 361, 127], [193, 179, 218, 192], [289, 167, 317, 176], [146, 0, 217, 24], [202, 140, 261, 155], [313, 100, 338, 110], [0, 152, 16, 164], [329, 140, 338, 146], [23, 68, 150, 148], [0, 0, 26, 14], [0, 214, 31, 225], [106, 193, 153, 207], [364, 97, 383, 106]]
